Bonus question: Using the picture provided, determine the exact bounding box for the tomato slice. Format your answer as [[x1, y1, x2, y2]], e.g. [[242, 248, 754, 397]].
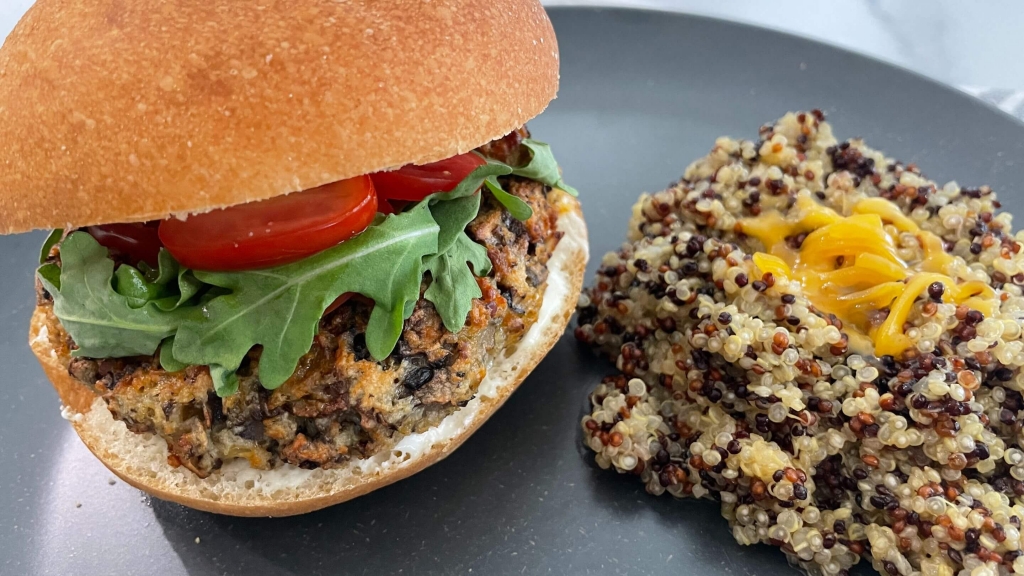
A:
[[86, 222, 163, 267], [159, 176, 377, 271], [324, 292, 354, 316], [377, 198, 412, 215], [370, 152, 485, 202]]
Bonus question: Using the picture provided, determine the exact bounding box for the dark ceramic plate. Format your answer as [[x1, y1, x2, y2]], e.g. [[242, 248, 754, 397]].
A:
[[3, 7, 1024, 576]]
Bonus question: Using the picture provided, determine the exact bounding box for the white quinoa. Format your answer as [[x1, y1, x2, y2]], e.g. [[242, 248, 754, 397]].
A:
[[576, 111, 1024, 576]]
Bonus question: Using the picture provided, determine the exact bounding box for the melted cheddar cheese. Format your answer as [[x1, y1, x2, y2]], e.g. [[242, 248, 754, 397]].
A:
[[741, 195, 995, 357]]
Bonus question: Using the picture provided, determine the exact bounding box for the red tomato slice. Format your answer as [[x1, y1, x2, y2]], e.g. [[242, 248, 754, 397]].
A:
[[324, 292, 354, 316], [370, 152, 485, 202], [377, 199, 411, 215], [86, 222, 163, 267], [159, 176, 377, 271], [323, 292, 377, 318]]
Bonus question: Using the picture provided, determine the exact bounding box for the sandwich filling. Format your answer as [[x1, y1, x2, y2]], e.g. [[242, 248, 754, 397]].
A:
[[36, 129, 578, 477]]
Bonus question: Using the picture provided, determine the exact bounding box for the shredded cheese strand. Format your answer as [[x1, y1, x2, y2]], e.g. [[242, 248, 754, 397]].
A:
[[744, 194, 996, 358]]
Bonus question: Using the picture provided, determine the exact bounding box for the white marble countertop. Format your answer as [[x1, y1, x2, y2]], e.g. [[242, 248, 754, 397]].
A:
[[543, 1, 1024, 93], [3, 1, 1023, 109]]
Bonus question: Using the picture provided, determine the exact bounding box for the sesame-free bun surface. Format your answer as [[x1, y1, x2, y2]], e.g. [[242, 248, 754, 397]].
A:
[[28, 202, 586, 517], [0, 0, 559, 234]]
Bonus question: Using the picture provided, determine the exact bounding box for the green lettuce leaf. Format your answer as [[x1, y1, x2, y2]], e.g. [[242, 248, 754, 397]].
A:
[[415, 163, 506, 330], [484, 176, 533, 221], [38, 232, 186, 358], [440, 161, 511, 201], [424, 234, 491, 332], [113, 249, 201, 310], [170, 204, 440, 390], [428, 193, 483, 255], [39, 229, 63, 264], [159, 336, 187, 372], [474, 137, 582, 220], [423, 193, 493, 330], [210, 365, 239, 397], [38, 229, 65, 290], [38, 262, 62, 291], [514, 139, 579, 197]]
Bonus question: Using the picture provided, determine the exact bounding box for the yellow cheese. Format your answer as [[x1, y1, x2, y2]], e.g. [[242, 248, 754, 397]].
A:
[[853, 197, 919, 233], [752, 253, 792, 281], [919, 230, 956, 274], [740, 195, 998, 358], [741, 195, 842, 251]]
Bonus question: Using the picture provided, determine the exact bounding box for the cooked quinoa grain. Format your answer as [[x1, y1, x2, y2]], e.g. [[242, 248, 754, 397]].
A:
[[576, 111, 1024, 576]]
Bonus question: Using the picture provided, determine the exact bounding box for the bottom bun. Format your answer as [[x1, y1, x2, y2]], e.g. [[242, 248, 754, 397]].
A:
[[29, 203, 588, 517]]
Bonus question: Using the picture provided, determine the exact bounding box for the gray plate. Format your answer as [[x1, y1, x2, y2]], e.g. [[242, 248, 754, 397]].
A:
[[3, 7, 1024, 576]]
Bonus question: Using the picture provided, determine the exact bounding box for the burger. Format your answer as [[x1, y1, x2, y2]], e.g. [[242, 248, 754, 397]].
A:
[[2, 0, 588, 516]]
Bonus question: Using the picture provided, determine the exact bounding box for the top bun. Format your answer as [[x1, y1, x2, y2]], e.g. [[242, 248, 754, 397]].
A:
[[0, 0, 559, 234]]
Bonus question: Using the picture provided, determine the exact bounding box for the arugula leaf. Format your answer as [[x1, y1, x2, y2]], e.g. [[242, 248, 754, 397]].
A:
[[514, 139, 579, 197], [423, 193, 493, 330], [412, 163, 508, 330], [474, 139, 578, 219], [115, 264, 166, 308], [113, 249, 199, 309], [171, 270, 203, 309], [170, 204, 440, 390], [38, 263, 62, 291], [37, 229, 66, 290], [428, 193, 483, 253], [440, 161, 512, 201], [39, 229, 63, 264], [135, 254, 177, 285], [424, 234, 491, 331], [210, 365, 239, 397], [484, 176, 534, 221], [38, 232, 185, 358], [159, 336, 187, 372]]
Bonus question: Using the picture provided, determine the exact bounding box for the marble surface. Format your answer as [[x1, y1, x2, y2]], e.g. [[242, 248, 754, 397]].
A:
[[545, 0, 1024, 94], [3, 0, 1023, 95]]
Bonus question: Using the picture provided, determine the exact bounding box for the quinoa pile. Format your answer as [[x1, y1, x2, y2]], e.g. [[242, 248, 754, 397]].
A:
[[575, 111, 1024, 576]]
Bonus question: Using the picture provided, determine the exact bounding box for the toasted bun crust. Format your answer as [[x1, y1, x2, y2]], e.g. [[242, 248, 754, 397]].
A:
[[29, 201, 586, 516], [0, 0, 559, 234]]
